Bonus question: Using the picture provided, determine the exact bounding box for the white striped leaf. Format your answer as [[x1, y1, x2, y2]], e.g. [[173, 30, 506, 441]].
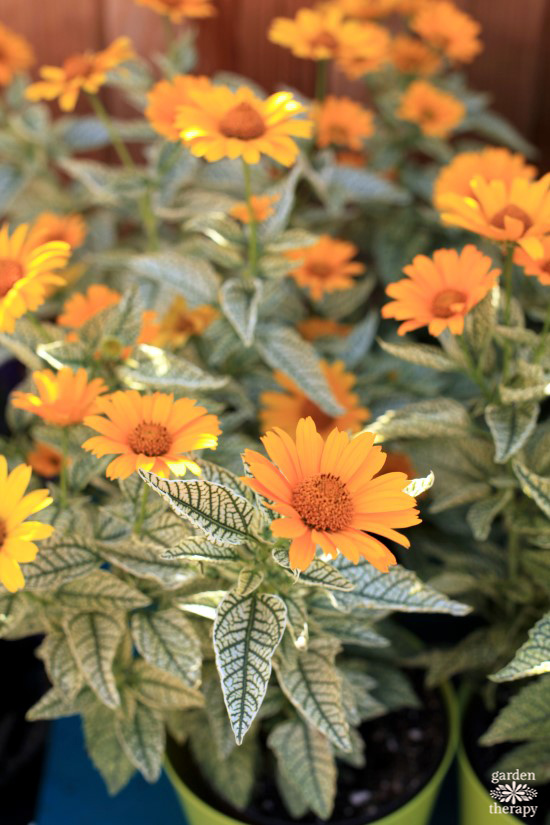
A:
[[513, 460, 550, 519], [23, 535, 100, 591], [486, 403, 539, 463], [274, 637, 351, 751], [403, 471, 434, 498], [57, 570, 151, 611], [98, 540, 196, 590], [139, 471, 258, 545], [275, 764, 309, 819], [162, 535, 240, 564], [130, 608, 202, 687], [333, 559, 471, 615], [313, 613, 389, 648], [220, 277, 262, 346], [491, 613, 550, 682], [283, 593, 308, 649], [494, 740, 550, 782], [268, 719, 337, 820], [37, 631, 83, 699], [130, 660, 204, 710], [83, 703, 136, 794], [202, 666, 238, 759], [97, 502, 185, 549], [378, 339, 457, 372], [214, 591, 287, 744], [480, 678, 550, 744], [466, 491, 512, 541], [120, 345, 229, 392], [272, 546, 354, 591], [235, 568, 264, 597], [192, 458, 256, 502], [65, 612, 124, 709], [127, 251, 220, 307], [26, 686, 91, 721], [370, 398, 471, 440], [116, 701, 165, 782]]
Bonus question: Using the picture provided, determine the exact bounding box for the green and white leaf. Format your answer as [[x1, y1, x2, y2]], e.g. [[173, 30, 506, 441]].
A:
[[369, 399, 471, 441], [57, 570, 151, 612], [98, 539, 196, 590], [130, 660, 204, 710], [131, 608, 202, 687], [272, 546, 354, 591], [466, 491, 512, 541], [512, 461, 550, 519], [486, 403, 539, 463], [65, 612, 124, 709], [83, 703, 136, 794], [127, 250, 220, 307], [37, 631, 83, 700], [481, 677, 550, 744], [403, 471, 434, 498], [23, 534, 100, 591], [120, 345, 229, 392], [491, 613, 550, 682], [116, 701, 165, 782], [220, 277, 262, 346], [235, 568, 264, 597], [163, 535, 240, 564], [379, 339, 457, 372]]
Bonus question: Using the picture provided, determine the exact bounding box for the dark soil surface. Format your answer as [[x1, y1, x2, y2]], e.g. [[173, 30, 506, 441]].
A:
[[168, 682, 448, 824]]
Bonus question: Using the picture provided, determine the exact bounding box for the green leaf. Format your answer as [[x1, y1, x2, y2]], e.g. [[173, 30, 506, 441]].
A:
[[313, 613, 389, 649], [192, 457, 256, 502], [213, 591, 287, 744], [272, 546, 354, 591], [23, 534, 100, 591], [268, 719, 337, 820], [403, 471, 434, 498], [481, 678, 550, 744], [116, 701, 165, 782], [320, 164, 408, 205], [65, 612, 124, 709], [235, 568, 264, 597], [333, 559, 471, 615], [512, 461, 550, 519], [57, 570, 151, 612], [58, 158, 146, 204], [131, 608, 202, 687], [139, 471, 258, 545], [486, 403, 539, 463], [494, 740, 550, 783], [131, 660, 204, 710], [466, 492, 511, 541], [255, 324, 345, 417], [379, 339, 457, 372], [491, 613, 550, 682], [37, 631, 83, 700], [370, 398, 471, 441], [162, 535, 240, 564], [98, 539, 196, 590], [26, 686, 89, 721], [219, 278, 262, 347], [0, 317, 59, 369], [83, 703, 136, 794], [274, 637, 351, 750], [120, 344, 229, 392], [127, 251, 220, 307]]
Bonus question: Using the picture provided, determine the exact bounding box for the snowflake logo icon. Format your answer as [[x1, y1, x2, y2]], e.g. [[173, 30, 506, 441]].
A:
[[490, 782, 538, 804]]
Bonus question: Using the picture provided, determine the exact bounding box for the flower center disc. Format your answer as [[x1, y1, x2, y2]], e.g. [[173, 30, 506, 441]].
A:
[[64, 54, 96, 80], [0, 518, 7, 548], [128, 422, 172, 456], [219, 102, 266, 140], [432, 288, 467, 318], [310, 31, 339, 51], [291, 473, 353, 532], [0, 259, 23, 297], [491, 204, 533, 233], [308, 262, 334, 279]]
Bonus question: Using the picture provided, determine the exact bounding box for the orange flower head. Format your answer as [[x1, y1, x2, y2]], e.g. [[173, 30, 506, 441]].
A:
[[58, 284, 122, 329], [298, 317, 352, 341], [0, 223, 70, 333], [286, 235, 364, 301], [0, 23, 34, 86], [514, 237, 550, 287], [0, 457, 54, 593], [230, 195, 280, 224], [260, 360, 369, 439], [397, 80, 465, 138], [411, 1, 482, 63], [29, 212, 87, 249], [12, 367, 107, 427], [26, 37, 135, 111], [175, 85, 312, 166], [391, 35, 442, 76], [315, 96, 375, 150], [145, 75, 212, 140], [335, 22, 390, 78], [152, 296, 218, 349], [242, 417, 420, 572], [135, 0, 216, 21], [27, 442, 64, 479], [82, 390, 221, 480], [433, 148, 538, 212], [438, 173, 550, 257], [382, 245, 500, 336]]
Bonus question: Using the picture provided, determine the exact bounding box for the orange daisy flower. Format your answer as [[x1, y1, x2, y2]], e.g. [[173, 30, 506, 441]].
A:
[[397, 80, 465, 138], [433, 148, 538, 212], [260, 360, 369, 439], [152, 296, 218, 348], [514, 237, 550, 287], [0, 23, 34, 86], [82, 390, 221, 480], [26, 37, 135, 112], [391, 35, 442, 76], [230, 195, 280, 224], [382, 245, 500, 336], [58, 284, 122, 329], [298, 318, 352, 341], [175, 85, 312, 166], [314, 96, 375, 150], [29, 212, 87, 250], [0, 223, 70, 334], [12, 367, 107, 427], [242, 417, 420, 572], [335, 22, 390, 78], [286, 236, 364, 301], [437, 174, 550, 257], [145, 75, 212, 141], [27, 443, 64, 479], [411, 1, 482, 64], [0, 457, 54, 593], [135, 0, 216, 21]]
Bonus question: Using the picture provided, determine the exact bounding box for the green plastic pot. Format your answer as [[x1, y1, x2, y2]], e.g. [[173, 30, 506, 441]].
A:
[[166, 682, 458, 825], [458, 730, 520, 824]]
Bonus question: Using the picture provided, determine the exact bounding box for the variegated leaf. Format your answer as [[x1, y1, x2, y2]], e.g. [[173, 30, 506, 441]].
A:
[[235, 568, 264, 597], [120, 345, 229, 392], [403, 471, 434, 498], [27, 686, 91, 721], [378, 339, 457, 372], [272, 546, 354, 591], [23, 534, 100, 591], [127, 250, 220, 307], [83, 703, 136, 794], [131, 660, 204, 710], [512, 460, 550, 519], [481, 677, 550, 744], [220, 277, 262, 346], [486, 403, 539, 463], [57, 570, 151, 612], [65, 612, 124, 709], [162, 535, 240, 564], [116, 701, 165, 782], [131, 608, 202, 687], [370, 398, 471, 441], [491, 613, 550, 682], [37, 630, 83, 699], [98, 540, 196, 589]]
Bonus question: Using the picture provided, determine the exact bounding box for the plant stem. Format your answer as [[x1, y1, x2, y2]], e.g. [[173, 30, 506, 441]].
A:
[[134, 484, 150, 538], [59, 429, 69, 510], [241, 158, 258, 281], [315, 60, 330, 102], [507, 525, 520, 580], [533, 302, 550, 363], [501, 244, 515, 382], [458, 336, 493, 401], [87, 93, 159, 251]]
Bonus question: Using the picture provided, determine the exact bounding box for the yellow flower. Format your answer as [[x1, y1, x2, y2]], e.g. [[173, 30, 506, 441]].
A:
[[335, 22, 390, 78], [0, 23, 34, 86], [27, 443, 64, 479], [153, 296, 218, 348], [514, 237, 550, 287], [12, 367, 107, 427], [26, 37, 135, 111], [433, 148, 537, 212], [382, 245, 500, 336], [230, 195, 280, 224], [82, 390, 221, 480], [397, 80, 465, 138], [298, 317, 352, 341], [0, 223, 70, 333], [260, 360, 369, 439], [29, 212, 87, 250], [135, 0, 216, 21], [0, 457, 54, 593], [241, 417, 420, 572], [438, 174, 550, 257], [145, 75, 212, 141], [390, 35, 442, 76], [411, 1, 482, 64], [314, 96, 375, 150], [286, 235, 364, 300], [175, 85, 312, 166]]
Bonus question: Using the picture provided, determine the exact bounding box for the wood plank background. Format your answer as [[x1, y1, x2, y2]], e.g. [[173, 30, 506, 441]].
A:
[[2, 0, 549, 166]]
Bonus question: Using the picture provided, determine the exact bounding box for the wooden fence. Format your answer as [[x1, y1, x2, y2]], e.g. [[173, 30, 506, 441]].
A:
[[3, 0, 550, 165]]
